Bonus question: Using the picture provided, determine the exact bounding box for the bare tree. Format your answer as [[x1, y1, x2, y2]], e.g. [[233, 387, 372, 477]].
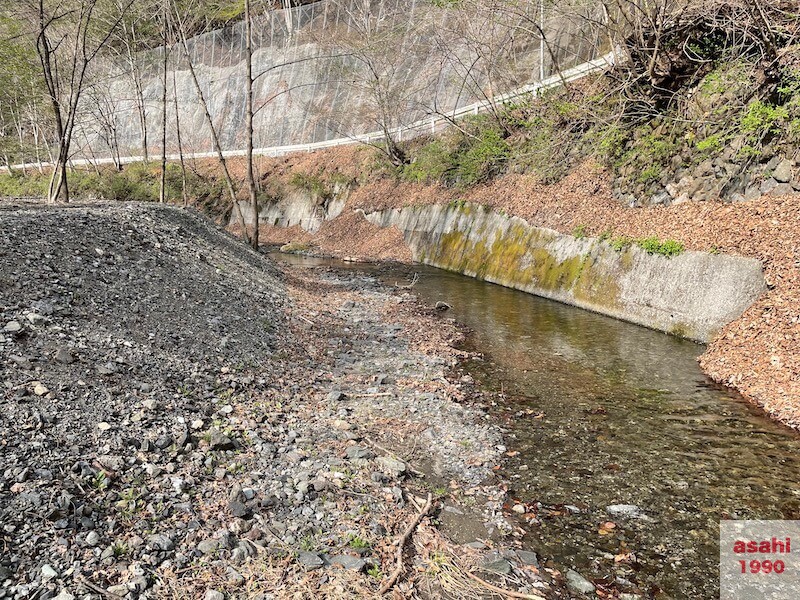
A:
[[159, 2, 168, 203], [245, 0, 260, 250], [171, 0, 249, 239], [7, 0, 131, 202]]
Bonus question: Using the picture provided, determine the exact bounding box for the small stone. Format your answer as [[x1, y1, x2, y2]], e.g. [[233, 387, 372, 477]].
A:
[[54, 348, 74, 365], [33, 383, 49, 396], [376, 456, 406, 476], [435, 301, 451, 311], [107, 585, 129, 596], [96, 362, 118, 375], [54, 591, 75, 600], [10, 355, 33, 370], [511, 504, 526, 514], [41, 564, 59, 581], [148, 533, 174, 551], [85, 531, 100, 546], [606, 504, 649, 520], [329, 554, 367, 572], [197, 539, 220, 555], [516, 550, 539, 567], [228, 500, 250, 518], [144, 463, 162, 478], [204, 591, 225, 600], [208, 429, 235, 450], [226, 567, 245, 587], [326, 391, 345, 402], [773, 159, 793, 183], [97, 422, 112, 432], [566, 570, 596, 595], [297, 551, 324, 570], [345, 446, 375, 460], [191, 419, 204, 430], [481, 559, 512, 575], [332, 419, 353, 431], [3, 321, 22, 333], [465, 541, 487, 550]]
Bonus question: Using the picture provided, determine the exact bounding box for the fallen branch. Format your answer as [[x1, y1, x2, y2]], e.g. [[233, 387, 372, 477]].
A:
[[465, 570, 546, 600], [378, 492, 434, 595], [395, 273, 419, 289], [364, 436, 425, 477], [77, 575, 126, 600]]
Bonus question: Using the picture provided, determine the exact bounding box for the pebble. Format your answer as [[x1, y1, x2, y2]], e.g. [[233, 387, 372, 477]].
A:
[[297, 551, 324, 570], [197, 539, 219, 555], [481, 558, 512, 575], [97, 422, 112, 432], [41, 564, 58, 581], [204, 591, 225, 600], [54, 348, 74, 364], [33, 383, 49, 396], [85, 531, 100, 546], [345, 446, 375, 460], [566, 569, 596, 595], [376, 456, 406, 476], [3, 321, 21, 333], [329, 554, 366, 572]]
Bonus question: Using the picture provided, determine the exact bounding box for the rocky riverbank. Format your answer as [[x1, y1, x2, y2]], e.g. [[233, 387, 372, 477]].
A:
[[0, 202, 556, 599]]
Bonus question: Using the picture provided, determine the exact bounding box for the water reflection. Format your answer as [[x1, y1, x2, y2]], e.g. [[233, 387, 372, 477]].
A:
[[270, 252, 800, 599]]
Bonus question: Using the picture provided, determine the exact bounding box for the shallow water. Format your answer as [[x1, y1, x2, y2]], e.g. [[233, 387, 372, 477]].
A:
[[271, 251, 800, 599]]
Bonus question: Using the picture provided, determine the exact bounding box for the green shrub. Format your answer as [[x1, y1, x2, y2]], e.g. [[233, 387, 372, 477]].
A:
[[401, 140, 455, 184], [609, 236, 633, 251], [572, 224, 588, 239], [636, 236, 685, 257], [740, 101, 788, 136], [289, 172, 330, 199], [453, 127, 510, 187], [696, 134, 722, 154]]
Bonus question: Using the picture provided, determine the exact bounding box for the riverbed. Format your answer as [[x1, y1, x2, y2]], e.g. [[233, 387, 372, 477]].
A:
[[272, 251, 800, 599]]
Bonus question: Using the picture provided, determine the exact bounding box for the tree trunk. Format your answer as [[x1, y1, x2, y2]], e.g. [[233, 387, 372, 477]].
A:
[[172, 70, 188, 207], [173, 1, 248, 241], [245, 0, 259, 250], [159, 6, 169, 204]]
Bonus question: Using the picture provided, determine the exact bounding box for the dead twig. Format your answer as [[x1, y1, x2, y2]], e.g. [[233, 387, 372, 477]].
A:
[[364, 436, 425, 477], [465, 570, 546, 600], [395, 273, 419, 289], [77, 575, 126, 600], [378, 491, 434, 595]]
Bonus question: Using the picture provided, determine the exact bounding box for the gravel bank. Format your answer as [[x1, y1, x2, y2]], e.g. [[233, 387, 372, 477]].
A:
[[0, 202, 547, 599]]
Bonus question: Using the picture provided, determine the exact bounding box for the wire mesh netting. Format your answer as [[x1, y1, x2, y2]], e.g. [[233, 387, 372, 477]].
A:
[[76, 0, 608, 161]]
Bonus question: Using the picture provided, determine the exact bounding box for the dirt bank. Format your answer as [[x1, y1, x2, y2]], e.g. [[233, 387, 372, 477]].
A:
[[243, 147, 800, 429], [0, 201, 555, 599]]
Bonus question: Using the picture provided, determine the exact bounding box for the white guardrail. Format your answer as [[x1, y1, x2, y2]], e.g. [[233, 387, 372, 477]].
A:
[[5, 51, 615, 171]]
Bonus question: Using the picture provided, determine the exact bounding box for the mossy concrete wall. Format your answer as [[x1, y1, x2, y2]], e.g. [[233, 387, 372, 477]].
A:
[[363, 203, 766, 342]]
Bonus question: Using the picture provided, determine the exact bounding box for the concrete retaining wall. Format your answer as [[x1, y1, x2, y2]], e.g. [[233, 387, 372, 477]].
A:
[[259, 195, 766, 342]]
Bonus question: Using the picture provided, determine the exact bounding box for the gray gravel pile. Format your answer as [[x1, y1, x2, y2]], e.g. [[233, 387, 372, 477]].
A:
[[0, 203, 512, 599]]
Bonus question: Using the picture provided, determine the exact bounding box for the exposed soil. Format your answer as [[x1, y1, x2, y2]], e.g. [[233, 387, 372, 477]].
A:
[[242, 147, 800, 429], [0, 201, 554, 599]]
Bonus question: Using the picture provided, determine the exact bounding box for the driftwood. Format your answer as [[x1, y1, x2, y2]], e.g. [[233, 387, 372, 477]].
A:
[[378, 492, 434, 594], [77, 575, 126, 600], [395, 273, 419, 289]]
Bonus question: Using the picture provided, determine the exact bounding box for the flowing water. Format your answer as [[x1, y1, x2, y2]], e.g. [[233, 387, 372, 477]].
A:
[[271, 251, 800, 599]]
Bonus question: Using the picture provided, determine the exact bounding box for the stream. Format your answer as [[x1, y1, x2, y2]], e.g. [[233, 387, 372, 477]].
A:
[[270, 251, 800, 599]]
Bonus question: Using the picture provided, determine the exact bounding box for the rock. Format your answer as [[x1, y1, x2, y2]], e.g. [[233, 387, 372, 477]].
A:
[[326, 391, 345, 402], [96, 362, 118, 375], [516, 550, 539, 567], [465, 541, 487, 550], [204, 591, 225, 600], [566, 570, 595, 595], [345, 446, 375, 460], [226, 567, 245, 587], [332, 419, 353, 431], [481, 558, 512, 575], [107, 584, 129, 596], [435, 301, 451, 311], [376, 456, 406, 476], [10, 355, 33, 370], [197, 539, 220, 555], [41, 564, 58, 581], [769, 183, 795, 197], [760, 178, 778, 195], [329, 554, 367, 572], [97, 422, 112, 432], [54, 591, 75, 600], [85, 531, 100, 546], [297, 551, 324, 570], [229, 500, 251, 518], [54, 348, 74, 365], [147, 533, 174, 551], [33, 383, 49, 396], [511, 504, 526, 514], [773, 159, 793, 183], [3, 321, 22, 333], [607, 504, 649, 520], [208, 429, 235, 450]]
